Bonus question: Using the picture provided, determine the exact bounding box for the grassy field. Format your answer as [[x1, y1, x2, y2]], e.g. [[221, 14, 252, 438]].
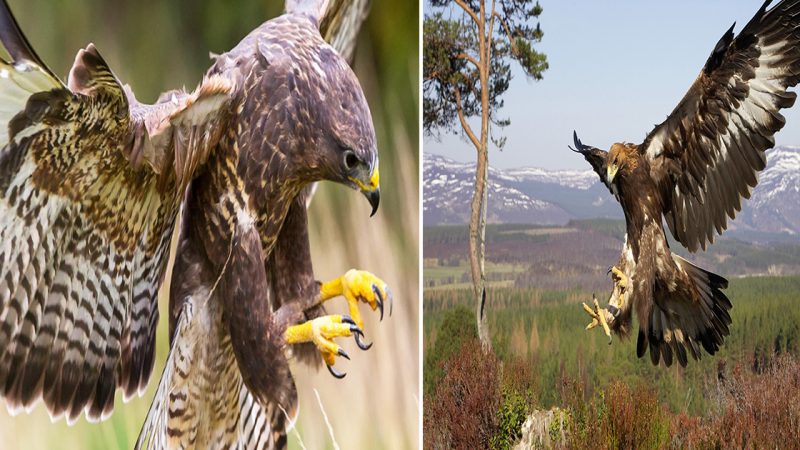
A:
[[0, 1, 419, 449]]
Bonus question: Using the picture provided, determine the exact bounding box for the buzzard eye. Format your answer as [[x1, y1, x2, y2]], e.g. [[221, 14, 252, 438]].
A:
[[343, 149, 359, 170]]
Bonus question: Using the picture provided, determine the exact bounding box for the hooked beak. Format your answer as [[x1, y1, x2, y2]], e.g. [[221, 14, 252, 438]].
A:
[[607, 164, 619, 183], [349, 166, 381, 217], [365, 187, 380, 217]]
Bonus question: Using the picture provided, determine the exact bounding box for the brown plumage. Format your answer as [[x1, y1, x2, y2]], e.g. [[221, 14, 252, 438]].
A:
[[0, 0, 380, 448], [574, 0, 800, 367]]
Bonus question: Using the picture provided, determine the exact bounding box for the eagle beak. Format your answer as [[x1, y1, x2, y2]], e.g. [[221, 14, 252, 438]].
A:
[[607, 164, 619, 183], [350, 166, 380, 217]]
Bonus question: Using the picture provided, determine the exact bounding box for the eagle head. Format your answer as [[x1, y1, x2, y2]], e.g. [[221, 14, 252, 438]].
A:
[[606, 143, 638, 182]]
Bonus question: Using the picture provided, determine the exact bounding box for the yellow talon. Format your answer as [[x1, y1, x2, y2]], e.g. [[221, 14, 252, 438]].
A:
[[319, 269, 392, 330], [610, 266, 628, 289], [582, 296, 613, 344], [285, 314, 363, 378]]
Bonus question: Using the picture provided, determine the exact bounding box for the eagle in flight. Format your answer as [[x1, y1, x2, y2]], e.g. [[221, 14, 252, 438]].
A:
[[0, 0, 392, 448], [573, 0, 800, 367]]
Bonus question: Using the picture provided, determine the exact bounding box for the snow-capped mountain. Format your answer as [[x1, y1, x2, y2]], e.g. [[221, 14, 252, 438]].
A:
[[423, 154, 572, 225], [423, 147, 800, 238], [736, 146, 800, 236]]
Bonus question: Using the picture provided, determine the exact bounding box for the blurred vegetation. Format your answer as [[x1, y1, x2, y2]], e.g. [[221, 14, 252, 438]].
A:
[[0, 1, 418, 449]]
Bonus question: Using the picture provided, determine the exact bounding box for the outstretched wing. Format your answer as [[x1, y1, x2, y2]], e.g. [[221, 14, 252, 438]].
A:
[[640, 0, 800, 252], [0, 1, 232, 422]]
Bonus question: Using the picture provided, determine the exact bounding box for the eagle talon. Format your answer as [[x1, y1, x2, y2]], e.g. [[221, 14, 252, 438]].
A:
[[609, 266, 628, 290], [582, 295, 613, 344]]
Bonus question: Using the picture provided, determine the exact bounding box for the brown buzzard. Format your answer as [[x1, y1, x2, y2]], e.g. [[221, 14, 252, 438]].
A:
[[573, 0, 800, 367], [0, 0, 391, 447]]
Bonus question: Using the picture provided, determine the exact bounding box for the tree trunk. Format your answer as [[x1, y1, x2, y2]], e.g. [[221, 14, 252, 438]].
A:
[[473, 0, 492, 350], [469, 144, 490, 349]]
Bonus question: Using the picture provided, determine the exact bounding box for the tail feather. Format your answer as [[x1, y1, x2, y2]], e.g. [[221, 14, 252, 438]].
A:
[[640, 255, 732, 367]]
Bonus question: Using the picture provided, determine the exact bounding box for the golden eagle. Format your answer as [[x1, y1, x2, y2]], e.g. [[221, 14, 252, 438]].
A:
[[573, 0, 800, 367], [0, 0, 391, 447]]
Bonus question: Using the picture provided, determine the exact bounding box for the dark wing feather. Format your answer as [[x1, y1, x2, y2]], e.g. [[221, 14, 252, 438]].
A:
[[0, 3, 232, 422], [640, 0, 800, 252]]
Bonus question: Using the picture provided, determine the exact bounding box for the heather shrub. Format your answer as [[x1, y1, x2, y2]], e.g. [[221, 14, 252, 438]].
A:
[[558, 375, 669, 449], [688, 355, 800, 448], [603, 381, 669, 449], [424, 338, 501, 450], [424, 305, 478, 396]]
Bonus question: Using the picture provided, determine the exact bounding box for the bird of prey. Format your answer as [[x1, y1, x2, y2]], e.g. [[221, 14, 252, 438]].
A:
[[573, 0, 800, 367], [0, 0, 392, 448]]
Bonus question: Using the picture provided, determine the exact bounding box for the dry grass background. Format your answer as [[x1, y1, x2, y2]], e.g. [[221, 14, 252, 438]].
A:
[[0, 0, 419, 448]]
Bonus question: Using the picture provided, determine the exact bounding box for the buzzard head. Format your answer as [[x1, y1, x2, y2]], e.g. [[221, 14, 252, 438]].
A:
[[300, 41, 380, 216], [328, 67, 381, 216], [236, 15, 380, 215]]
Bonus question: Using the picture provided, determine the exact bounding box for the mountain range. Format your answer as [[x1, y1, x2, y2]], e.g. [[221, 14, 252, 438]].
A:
[[423, 146, 800, 240]]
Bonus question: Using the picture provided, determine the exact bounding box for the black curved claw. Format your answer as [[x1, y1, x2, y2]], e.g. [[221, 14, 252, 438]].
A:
[[372, 285, 384, 321], [327, 364, 346, 379], [345, 320, 364, 337], [337, 348, 350, 360], [606, 266, 613, 276], [353, 329, 373, 351], [341, 315, 356, 326]]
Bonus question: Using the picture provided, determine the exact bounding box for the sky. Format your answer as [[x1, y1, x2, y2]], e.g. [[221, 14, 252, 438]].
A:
[[424, 1, 800, 170]]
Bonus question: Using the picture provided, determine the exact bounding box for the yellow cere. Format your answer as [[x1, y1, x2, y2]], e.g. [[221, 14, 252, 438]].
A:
[[369, 167, 380, 189]]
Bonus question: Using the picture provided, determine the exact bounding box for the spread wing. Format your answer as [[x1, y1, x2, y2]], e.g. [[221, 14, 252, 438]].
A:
[[640, 0, 800, 252], [0, 0, 232, 422]]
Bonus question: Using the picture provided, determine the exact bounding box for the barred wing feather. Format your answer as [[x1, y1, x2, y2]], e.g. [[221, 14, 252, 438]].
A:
[[0, 0, 232, 423]]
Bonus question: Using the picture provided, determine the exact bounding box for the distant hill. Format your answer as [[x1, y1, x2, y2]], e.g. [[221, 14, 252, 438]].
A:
[[423, 146, 800, 240]]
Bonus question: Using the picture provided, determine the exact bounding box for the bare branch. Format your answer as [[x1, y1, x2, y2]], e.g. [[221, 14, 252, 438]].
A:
[[454, 87, 481, 150], [455, 53, 480, 69], [486, 0, 496, 62], [454, 0, 480, 26], [492, 11, 518, 54]]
